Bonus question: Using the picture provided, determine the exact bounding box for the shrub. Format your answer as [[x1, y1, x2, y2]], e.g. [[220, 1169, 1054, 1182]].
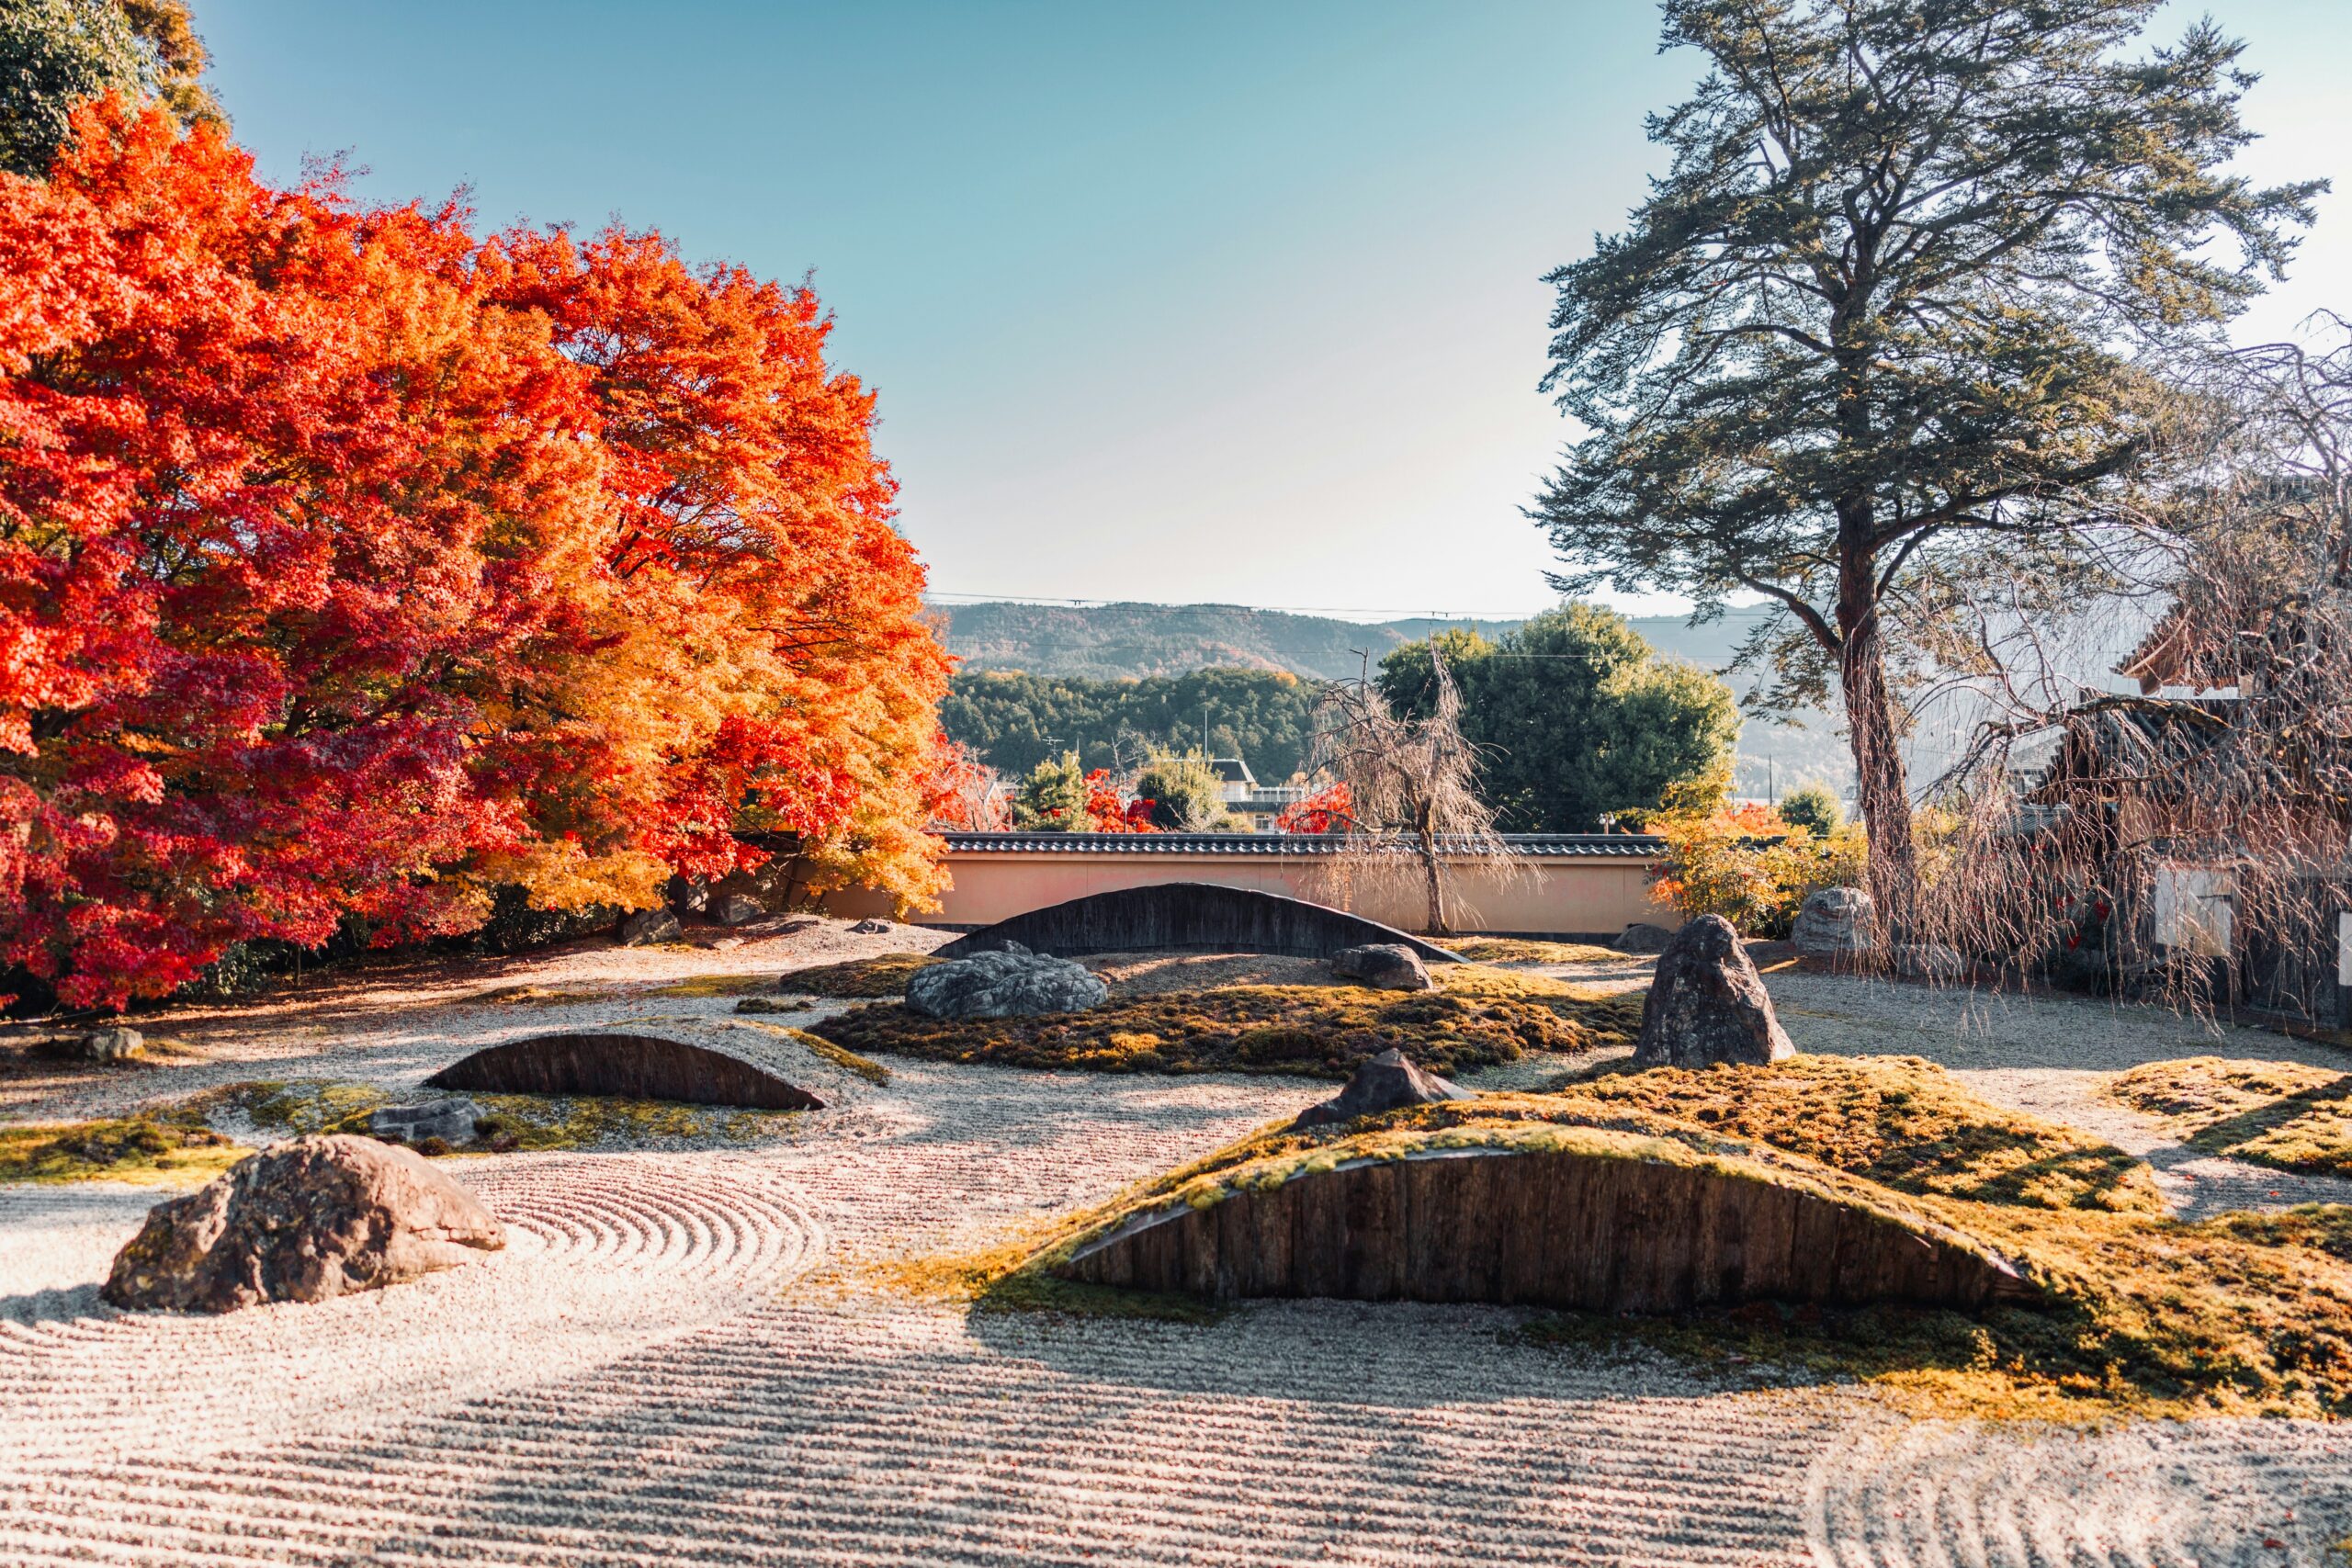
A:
[[1647, 802, 1867, 937], [1775, 784, 1843, 838]]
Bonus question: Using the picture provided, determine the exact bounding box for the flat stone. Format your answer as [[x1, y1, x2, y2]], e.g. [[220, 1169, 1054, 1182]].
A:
[[619, 908, 683, 947], [83, 1026, 144, 1062], [1613, 922, 1675, 954], [368, 1099, 482, 1145], [1632, 913, 1794, 1069], [1291, 1049, 1469, 1129], [103, 1135, 504, 1314], [1329, 943, 1433, 991], [903, 950, 1107, 1019]]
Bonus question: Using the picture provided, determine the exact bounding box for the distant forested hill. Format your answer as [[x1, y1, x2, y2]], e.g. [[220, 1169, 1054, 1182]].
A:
[[941, 667, 1319, 781], [933, 600, 1858, 796]]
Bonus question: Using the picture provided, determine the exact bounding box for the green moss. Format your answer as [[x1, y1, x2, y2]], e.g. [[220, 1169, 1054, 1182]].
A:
[[2108, 1056, 2352, 1179], [808, 968, 1639, 1080], [781, 952, 940, 998], [729, 1018, 892, 1085], [1445, 937, 1628, 966], [643, 974, 775, 999], [193, 1078, 391, 1135], [467, 1094, 799, 1151], [0, 1116, 246, 1186]]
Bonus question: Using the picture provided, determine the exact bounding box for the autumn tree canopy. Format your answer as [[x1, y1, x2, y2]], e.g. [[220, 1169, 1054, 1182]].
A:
[[0, 100, 952, 1008]]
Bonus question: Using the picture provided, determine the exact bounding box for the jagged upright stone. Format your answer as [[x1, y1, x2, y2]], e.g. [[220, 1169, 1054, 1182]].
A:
[[103, 1135, 504, 1314], [1291, 1049, 1471, 1128], [903, 950, 1107, 1020], [1633, 914, 1794, 1068]]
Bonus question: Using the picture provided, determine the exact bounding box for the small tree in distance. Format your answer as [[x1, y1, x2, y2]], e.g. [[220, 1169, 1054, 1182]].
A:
[[1776, 784, 1843, 840], [1308, 648, 1519, 935]]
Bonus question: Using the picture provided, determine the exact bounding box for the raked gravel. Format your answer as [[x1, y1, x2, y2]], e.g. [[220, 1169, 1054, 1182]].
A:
[[2, 927, 2350, 1564]]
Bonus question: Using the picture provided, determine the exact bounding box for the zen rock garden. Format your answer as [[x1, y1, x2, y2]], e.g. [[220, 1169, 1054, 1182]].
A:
[[8, 887, 2352, 1563]]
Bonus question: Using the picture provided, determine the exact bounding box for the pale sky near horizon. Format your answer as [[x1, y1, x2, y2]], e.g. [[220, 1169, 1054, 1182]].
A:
[[201, 0, 2352, 624]]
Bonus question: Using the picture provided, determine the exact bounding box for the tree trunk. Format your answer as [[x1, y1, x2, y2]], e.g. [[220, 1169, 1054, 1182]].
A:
[[1839, 607, 1919, 946], [1419, 821, 1449, 934]]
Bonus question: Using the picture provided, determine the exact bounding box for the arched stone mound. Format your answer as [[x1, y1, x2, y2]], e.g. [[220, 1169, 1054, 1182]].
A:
[[936, 883, 1464, 964], [424, 1033, 825, 1111], [1052, 1146, 2034, 1313]]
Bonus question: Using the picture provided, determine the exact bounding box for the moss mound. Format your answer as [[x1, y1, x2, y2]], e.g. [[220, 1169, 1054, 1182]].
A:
[[884, 1057, 2352, 1416], [808, 965, 1641, 1078], [0, 1115, 245, 1186], [180, 1077, 804, 1154], [2109, 1055, 2352, 1179], [1555, 1055, 2162, 1212], [782, 952, 940, 998]]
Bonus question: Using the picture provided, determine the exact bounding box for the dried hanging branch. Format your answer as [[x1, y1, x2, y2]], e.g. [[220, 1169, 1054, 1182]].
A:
[[1304, 646, 1521, 935], [1916, 320, 2352, 1016]]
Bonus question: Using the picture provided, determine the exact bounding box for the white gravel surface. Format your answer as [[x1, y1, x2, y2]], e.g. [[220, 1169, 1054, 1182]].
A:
[[2, 923, 2350, 1564]]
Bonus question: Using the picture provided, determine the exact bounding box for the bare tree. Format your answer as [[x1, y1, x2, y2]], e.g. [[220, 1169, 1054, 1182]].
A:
[[1917, 320, 2352, 1014], [1306, 647, 1520, 935]]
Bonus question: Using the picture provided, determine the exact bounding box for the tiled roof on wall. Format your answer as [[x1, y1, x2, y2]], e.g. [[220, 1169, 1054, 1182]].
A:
[[941, 832, 1663, 857]]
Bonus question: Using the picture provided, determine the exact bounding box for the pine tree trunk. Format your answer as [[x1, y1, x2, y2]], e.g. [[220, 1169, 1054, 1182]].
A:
[[1839, 610, 1919, 946]]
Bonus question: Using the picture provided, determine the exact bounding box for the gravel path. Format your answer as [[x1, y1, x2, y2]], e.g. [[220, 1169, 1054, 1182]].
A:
[[3, 932, 2350, 1563]]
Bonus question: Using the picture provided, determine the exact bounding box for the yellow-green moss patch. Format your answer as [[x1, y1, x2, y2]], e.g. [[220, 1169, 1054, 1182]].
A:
[[193, 1078, 391, 1135], [2108, 1056, 2352, 1179], [780, 952, 940, 998], [642, 974, 776, 999], [729, 1019, 891, 1085], [1552, 1055, 2162, 1212], [1445, 937, 1629, 966], [0, 1116, 247, 1186], [469, 1094, 800, 1151], [808, 971, 1638, 1079]]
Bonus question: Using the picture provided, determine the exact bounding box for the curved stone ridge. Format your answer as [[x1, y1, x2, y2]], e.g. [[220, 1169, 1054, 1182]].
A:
[[424, 1032, 825, 1111], [1054, 1143, 2033, 1313], [936, 882, 1464, 964]]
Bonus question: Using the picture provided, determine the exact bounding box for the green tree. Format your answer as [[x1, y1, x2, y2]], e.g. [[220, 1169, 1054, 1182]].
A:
[[1378, 605, 1739, 831], [2, 0, 220, 177], [1776, 784, 1843, 839], [1134, 751, 1231, 831], [1012, 752, 1088, 831], [1533, 0, 2318, 938]]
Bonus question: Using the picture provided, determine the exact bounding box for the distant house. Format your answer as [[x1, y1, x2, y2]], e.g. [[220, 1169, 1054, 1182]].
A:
[[1207, 757, 1311, 831]]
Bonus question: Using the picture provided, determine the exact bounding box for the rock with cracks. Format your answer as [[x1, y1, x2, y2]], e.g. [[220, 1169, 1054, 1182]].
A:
[[1613, 922, 1675, 954], [1633, 914, 1794, 1068], [368, 1099, 483, 1145], [618, 908, 682, 947], [103, 1135, 504, 1314], [1792, 886, 1873, 964], [1329, 943, 1433, 991], [1291, 1049, 1469, 1129], [903, 950, 1108, 1020]]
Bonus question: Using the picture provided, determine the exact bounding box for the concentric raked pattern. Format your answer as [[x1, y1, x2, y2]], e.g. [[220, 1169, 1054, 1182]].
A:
[[4, 1053, 2350, 1563]]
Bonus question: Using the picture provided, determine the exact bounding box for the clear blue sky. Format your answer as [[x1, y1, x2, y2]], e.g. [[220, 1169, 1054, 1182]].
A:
[[200, 0, 2352, 623]]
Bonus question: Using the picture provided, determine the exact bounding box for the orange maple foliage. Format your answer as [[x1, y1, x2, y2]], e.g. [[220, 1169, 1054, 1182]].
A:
[[0, 101, 953, 1007]]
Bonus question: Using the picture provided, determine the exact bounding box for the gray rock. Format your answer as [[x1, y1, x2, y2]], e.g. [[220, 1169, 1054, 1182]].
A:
[[1613, 922, 1676, 954], [1791, 886, 1873, 964], [618, 908, 683, 947], [714, 893, 763, 927], [1291, 1049, 1470, 1129], [1329, 942, 1433, 991], [1632, 914, 1794, 1069], [903, 950, 1107, 1019], [103, 1135, 504, 1314], [368, 1099, 482, 1145], [83, 1026, 144, 1062], [849, 918, 894, 934], [1892, 942, 1967, 981]]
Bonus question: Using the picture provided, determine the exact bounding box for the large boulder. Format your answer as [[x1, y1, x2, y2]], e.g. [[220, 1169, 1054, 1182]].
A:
[[1329, 943, 1433, 991], [1632, 914, 1794, 1069], [1613, 922, 1675, 954], [1791, 886, 1873, 965], [1291, 1049, 1470, 1129], [103, 1135, 504, 1314], [903, 950, 1107, 1020], [714, 893, 763, 927]]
